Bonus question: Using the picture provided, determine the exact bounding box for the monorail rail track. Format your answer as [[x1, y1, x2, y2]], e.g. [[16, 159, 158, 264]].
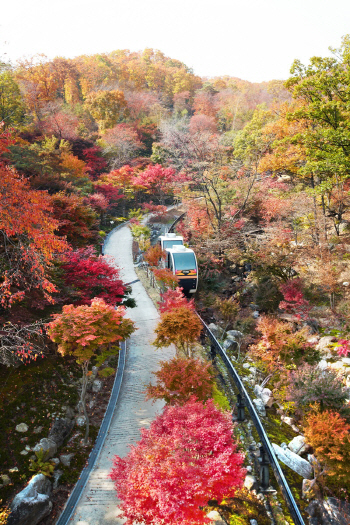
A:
[[169, 213, 305, 525]]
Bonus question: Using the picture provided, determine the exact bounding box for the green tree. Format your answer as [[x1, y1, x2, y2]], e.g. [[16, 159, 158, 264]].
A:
[[285, 35, 350, 234], [0, 67, 25, 127]]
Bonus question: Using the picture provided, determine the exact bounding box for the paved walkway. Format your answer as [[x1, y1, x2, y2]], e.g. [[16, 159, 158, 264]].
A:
[[69, 224, 175, 525]]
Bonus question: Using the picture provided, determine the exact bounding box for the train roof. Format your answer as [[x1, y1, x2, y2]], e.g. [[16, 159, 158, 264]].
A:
[[159, 233, 183, 241], [166, 245, 195, 255]]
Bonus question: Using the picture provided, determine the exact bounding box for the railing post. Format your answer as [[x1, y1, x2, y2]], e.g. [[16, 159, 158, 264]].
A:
[[210, 344, 216, 361], [259, 445, 270, 490], [236, 393, 246, 422]]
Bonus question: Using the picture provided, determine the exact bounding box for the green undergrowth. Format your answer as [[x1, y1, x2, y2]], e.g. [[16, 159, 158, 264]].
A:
[[207, 488, 271, 525], [250, 412, 308, 522], [0, 354, 81, 504], [212, 383, 231, 411], [59, 424, 99, 485]]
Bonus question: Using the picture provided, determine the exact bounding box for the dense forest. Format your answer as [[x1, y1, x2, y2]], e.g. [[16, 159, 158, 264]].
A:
[[1, 37, 350, 524]]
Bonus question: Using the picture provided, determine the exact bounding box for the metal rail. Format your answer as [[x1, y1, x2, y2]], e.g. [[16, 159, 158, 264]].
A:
[[167, 212, 305, 525], [198, 315, 305, 525], [56, 340, 126, 525], [168, 212, 186, 233]]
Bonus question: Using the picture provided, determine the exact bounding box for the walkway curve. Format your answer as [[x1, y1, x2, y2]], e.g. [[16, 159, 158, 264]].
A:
[[65, 223, 175, 525]]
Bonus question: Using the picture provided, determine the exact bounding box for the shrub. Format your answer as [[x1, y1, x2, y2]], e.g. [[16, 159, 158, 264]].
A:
[[212, 383, 231, 411], [158, 286, 194, 313], [153, 268, 179, 290], [29, 449, 55, 477], [146, 357, 214, 405], [110, 399, 245, 525], [153, 305, 202, 357], [249, 316, 320, 373], [304, 408, 350, 485], [255, 277, 283, 312], [98, 366, 115, 377], [279, 278, 311, 320], [286, 364, 350, 417]]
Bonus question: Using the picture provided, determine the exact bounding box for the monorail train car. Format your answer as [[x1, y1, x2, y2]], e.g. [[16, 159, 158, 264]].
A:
[[158, 232, 184, 250], [165, 245, 198, 294]]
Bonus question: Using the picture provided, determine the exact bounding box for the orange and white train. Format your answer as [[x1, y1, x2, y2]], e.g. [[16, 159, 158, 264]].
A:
[[158, 233, 198, 295]]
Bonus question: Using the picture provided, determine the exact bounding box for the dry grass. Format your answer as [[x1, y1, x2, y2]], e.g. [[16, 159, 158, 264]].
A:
[[134, 265, 162, 310]]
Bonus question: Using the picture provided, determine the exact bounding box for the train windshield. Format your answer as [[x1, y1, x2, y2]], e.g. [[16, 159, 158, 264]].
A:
[[173, 252, 196, 271], [163, 239, 183, 249]]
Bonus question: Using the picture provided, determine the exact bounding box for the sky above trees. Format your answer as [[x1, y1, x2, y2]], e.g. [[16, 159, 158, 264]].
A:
[[2, 0, 350, 82]]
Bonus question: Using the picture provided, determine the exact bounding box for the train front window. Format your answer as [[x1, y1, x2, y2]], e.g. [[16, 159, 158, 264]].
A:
[[163, 240, 183, 249], [173, 252, 196, 271]]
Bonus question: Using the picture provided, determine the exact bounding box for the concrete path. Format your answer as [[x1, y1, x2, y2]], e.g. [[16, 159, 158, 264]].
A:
[[69, 224, 175, 525]]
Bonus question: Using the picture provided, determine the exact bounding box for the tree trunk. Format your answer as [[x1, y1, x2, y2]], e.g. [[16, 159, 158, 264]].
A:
[[79, 360, 90, 445]]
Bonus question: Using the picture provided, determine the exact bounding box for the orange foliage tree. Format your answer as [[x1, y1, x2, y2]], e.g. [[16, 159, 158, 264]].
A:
[[144, 244, 166, 268], [0, 163, 68, 308], [249, 316, 320, 373], [304, 408, 350, 485], [48, 298, 135, 443], [153, 268, 179, 290], [153, 305, 202, 358], [51, 192, 99, 247], [145, 356, 214, 405]]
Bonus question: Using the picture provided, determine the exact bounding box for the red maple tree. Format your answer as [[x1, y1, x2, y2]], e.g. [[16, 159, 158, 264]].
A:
[[61, 247, 128, 306], [0, 162, 68, 308], [158, 286, 194, 313], [145, 356, 214, 405], [110, 398, 245, 525]]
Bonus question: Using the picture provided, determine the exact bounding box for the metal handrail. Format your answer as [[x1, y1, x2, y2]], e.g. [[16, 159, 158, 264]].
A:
[[198, 314, 305, 525], [56, 340, 127, 524], [168, 212, 186, 233], [162, 213, 304, 525]]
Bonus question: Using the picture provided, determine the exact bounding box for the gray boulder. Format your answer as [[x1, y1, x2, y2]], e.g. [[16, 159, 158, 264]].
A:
[[288, 435, 310, 455], [53, 470, 63, 490], [92, 379, 103, 393], [32, 438, 57, 461], [316, 336, 336, 358], [7, 474, 52, 525], [253, 398, 266, 417], [254, 385, 273, 407], [226, 330, 244, 341], [15, 423, 28, 433], [0, 474, 11, 487], [222, 339, 238, 351], [59, 453, 74, 467], [272, 443, 313, 479], [244, 474, 257, 491], [48, 418, 74, 447], [206, 510, 226, 524], [306, 498, 350, 525], [76, 415, 86, 427], [208, 323, 224, 338]]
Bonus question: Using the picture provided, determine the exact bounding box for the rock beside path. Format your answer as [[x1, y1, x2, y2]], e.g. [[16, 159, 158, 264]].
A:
[[7, 474, 52, 525], [272, 443, 313, 479]]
